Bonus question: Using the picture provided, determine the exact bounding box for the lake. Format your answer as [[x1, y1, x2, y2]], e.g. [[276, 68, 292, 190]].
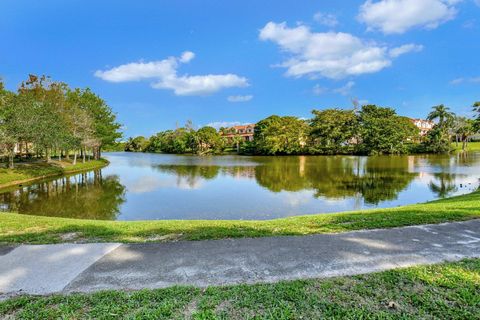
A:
[[1, 152, 479, 220]]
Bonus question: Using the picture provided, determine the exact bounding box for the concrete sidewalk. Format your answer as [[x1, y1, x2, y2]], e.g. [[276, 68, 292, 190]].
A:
[[1, 220, 480, 297]]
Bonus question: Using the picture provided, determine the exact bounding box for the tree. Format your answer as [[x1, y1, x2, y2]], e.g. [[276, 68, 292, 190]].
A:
[[65, 89, 95, 164], [193, 126, 224, 154], [427, 104, 455, 127], [253, 115, 309, 155], [231, 134, 244, 153], [473, 101, 480, 132], [358, 105, 419, 155], [76, 88, 122, 159], [16, 75, 68, 162], [0, 81, 17, 168], [309, 108, 358, 154], [0, 75, 122, 167], [125, 136, 149, 152], [454, 117, 475, 151], [425, 104, 455, 153]]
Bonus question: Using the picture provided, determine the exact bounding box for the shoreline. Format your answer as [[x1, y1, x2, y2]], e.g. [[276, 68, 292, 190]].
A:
[[118, 141, 480, 157], [1, 189, 479, 245], [0, 159, 109, 191]]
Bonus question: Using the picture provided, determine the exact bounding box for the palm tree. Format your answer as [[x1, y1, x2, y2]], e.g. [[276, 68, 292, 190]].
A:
[[455, 118, 475, 151], [473, 101, 480, 113], [427, 104, 454, 126], [426, 105, 455, 153]]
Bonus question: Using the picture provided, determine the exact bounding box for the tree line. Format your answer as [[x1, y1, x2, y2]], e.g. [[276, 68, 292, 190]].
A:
[[0, 75, 122, 168], [126, 103, 480, 156]]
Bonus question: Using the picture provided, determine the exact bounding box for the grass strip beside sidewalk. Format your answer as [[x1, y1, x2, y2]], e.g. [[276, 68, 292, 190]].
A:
[[1, 258, 479, 319]]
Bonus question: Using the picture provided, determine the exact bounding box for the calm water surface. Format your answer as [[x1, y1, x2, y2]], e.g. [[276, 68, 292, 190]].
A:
[[1, 152, 479, 220]]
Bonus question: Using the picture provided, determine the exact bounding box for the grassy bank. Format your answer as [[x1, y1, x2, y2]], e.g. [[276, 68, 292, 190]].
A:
[[0, 190, 479, 244], [1, 258, 479, 319], [0, 159, 109, 189], [452, 141, 480, 152]]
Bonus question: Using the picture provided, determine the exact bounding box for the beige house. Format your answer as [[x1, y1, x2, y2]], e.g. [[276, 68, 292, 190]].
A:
[[410, 118, 435, 136], [222, 124, 255, 142]]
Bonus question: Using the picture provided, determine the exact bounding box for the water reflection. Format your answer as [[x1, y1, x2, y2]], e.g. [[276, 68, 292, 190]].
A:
[[428, 173, 458, 198], [0, 152, 479, 220], [0, 170, 126, 219], [155, 156, 419, 205]]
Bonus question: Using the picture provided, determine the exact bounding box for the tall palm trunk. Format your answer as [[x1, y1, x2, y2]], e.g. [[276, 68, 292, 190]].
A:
[[8, 146, 14, 169]]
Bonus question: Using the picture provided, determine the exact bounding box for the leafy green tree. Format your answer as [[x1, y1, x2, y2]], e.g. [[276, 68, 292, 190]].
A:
[[309, 108, 358, 154], [0, 81, 17, 168], [15, 75, 68, 162], [358, 105, 419, 155], [453, 116, 475, 151], [75, 88, 122, 159], [64, 89, 95, 164], [424, 126, 450, 153], [254, 115, 309, 155], [0, 75, 122, 166], [144, 127, 194, 154], [125, 136, 149, 152], [193, 126, 224, 154]]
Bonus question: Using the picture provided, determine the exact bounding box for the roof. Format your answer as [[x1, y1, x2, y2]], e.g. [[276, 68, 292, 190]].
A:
[[230, 124, 255, 130], [410, 118, 434, 123]]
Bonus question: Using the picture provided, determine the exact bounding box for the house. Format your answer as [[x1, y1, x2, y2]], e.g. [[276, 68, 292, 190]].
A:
[[221, 124, 255, 142], [410, 118, 435, 136]]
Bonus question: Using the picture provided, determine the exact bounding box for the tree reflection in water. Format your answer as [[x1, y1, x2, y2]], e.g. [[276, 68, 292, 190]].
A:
[[155, 156, 419, 205], [429, 173, 457, 198], [0, 170, 126, 220], [2, 152, 478, 220]]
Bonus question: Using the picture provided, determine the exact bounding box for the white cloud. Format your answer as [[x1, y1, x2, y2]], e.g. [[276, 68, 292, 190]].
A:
[[259, 22, 420, 80], [206, 121, 248, 129], [179, 51, 195, 63], [313, 82, 358, 96], [333, 81, 356, 96], [95, 51, 248, 96], [227, 95, 253, 102], [312, 84, 327, 95], [389, 44, 424, 58], [358, 0, 460, 34], [450, 77, 480, 85], [313, 12, 339, 27]]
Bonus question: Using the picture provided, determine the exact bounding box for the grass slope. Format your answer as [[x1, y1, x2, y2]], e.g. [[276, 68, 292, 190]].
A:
[[452, 141, 480, 152], [1, 258, 479, 319], [0, 190, 479, 244], [0, 159, 109, 188]]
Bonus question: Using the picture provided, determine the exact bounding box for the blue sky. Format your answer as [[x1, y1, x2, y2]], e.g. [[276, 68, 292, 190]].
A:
[[1, 0, 479, 137]]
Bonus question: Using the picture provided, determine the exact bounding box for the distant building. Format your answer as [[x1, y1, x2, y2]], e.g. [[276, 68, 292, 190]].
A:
[[410, 118, 435, 136], [221, 124, 255, 142]]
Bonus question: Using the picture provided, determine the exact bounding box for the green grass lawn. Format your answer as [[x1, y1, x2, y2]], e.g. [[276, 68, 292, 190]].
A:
[[452, 141, 480, 152], [1, 190, 479, 244], [0, 159, 109, 188], [1, 258, 478, 319]]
